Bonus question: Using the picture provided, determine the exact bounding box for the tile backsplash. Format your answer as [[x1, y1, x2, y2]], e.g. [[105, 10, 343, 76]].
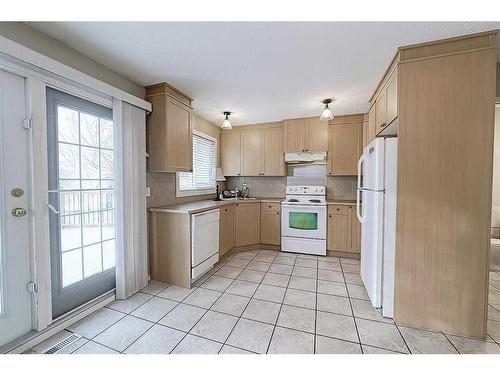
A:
[[225, 175, 357, 200]]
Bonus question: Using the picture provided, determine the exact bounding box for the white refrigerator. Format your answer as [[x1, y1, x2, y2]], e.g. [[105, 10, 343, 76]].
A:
[[356, 137, 397, 318]]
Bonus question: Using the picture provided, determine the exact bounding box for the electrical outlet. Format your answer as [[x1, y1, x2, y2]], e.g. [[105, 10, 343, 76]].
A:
[[146, 187, 151, 197]]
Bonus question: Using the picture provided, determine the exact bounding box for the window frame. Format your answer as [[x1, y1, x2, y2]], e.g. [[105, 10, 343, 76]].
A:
[[176, 130, 218, 197]]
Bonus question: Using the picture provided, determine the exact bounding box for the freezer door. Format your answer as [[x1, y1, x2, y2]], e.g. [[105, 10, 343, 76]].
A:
[[362, 138, 385, 191], [360, 189, 384, 308]]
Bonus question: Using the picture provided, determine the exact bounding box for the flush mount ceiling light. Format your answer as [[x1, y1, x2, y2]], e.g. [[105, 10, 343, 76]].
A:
[[221, 111, 232, 129], [320, 99, 334, 121]]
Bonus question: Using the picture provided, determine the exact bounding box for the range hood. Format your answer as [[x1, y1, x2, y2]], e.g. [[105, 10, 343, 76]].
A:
[[284, 151, 327, 164]]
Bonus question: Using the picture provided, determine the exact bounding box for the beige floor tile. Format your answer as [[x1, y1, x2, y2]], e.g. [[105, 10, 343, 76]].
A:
[[158, 285, 195, 302], [447, 334, 500, 354], [225, 279, 259, 297], [254, 254, 276, 263], [219, 345, 255, 354], [317, 280, 348, 297], [172, 334, 222, 354], [268, 264, 294, 275], [488, 305, 500, 322], [215, 266, 243, 279], [277, 304, 315, 333], [141, 280, 169, 295], [273, 256, 296, 266], [107, 292, 152, 313], [182, 288, 221, 309], [322, 256, 341, 264], [487, 319, 500, 342], [490, 272, 500, 281], [124, 325, 184, 354], [318, 260, 342, 272], [316, 311, 358, 342], [226, 257, 252, 269], [192, 273, 211, 287], [73, 341, 119, 354], [318, 269, 344, 282], [191, 311, 238, 342], [342, 263, 360, 274], [259, 249, 279, 256], [489, 290, 500, 304], [362, 345, 402, 354], [340, 258, 360, 266], [67, 307, 125, 339], [344, 273, 363, 285], [278, 251, 298, 258], [254, 284, 287, 303], [158, 303, 206, 332], [315, 335, 362, 354], [211, 293, 250, 316], [130, 296, 178, 322], [351, 299, 393, 323], [57, 337, 89, 354], [200, 275, 234, 292], [347, 284, 370, 301], [262, 272, 290, 287], [234, 250, 259, 260], [243, 299, 281, 325], [292, 266, 317, 279], [283, 289, 316, 309], [356, 318, 409, 353], [317, 293, 351, 315], [288, 276, 317, 292], [93, 315, 153, 352], [399, 326, 457, 354], [226, 318, 274, 354], [295, 258, 318, 269], [31, 330, 75, 353], [246, 260, 271, 272], [268, 327, 314, 354], [237, 269, 266, 283]]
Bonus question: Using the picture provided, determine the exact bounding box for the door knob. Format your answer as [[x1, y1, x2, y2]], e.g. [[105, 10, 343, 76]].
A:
[[12, 207, 27, 217]]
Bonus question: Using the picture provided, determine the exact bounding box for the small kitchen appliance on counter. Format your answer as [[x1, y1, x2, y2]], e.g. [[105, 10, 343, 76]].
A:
[[281, 185, 327, 256]]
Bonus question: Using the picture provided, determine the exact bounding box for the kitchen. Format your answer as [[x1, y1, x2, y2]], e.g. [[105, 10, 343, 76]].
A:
[[0, 18, 499, 360]]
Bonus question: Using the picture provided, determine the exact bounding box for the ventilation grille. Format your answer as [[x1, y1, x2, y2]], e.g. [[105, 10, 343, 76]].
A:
[[42, 333, 82, 354]]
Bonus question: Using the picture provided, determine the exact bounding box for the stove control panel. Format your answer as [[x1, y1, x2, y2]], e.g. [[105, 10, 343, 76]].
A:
[[285, 185, 326, 195]]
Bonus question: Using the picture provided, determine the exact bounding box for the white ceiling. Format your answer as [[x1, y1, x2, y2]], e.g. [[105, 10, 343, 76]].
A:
[[29, 22, 500, 126]]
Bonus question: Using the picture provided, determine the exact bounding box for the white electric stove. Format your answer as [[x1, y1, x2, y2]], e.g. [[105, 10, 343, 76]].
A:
[[281, 185, 327, 256]]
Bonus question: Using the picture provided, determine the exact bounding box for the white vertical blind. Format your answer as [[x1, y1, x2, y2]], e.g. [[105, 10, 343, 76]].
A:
[[178, 133, 216, 192]]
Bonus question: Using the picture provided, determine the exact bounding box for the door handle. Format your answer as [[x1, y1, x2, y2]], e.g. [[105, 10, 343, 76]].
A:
[[11, 207, 27, 217]]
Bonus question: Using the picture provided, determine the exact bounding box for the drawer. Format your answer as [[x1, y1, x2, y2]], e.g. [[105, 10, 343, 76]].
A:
[[328, 205, 348, 215], [261, 202, 281, 213]]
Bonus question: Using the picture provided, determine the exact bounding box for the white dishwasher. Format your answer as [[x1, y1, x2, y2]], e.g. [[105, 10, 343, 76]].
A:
[[191, 209, 220, 280]]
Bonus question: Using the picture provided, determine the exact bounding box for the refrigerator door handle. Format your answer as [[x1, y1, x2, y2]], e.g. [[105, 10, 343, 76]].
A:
[[357, 154, 365, 189], [356, 188, 364, 223]]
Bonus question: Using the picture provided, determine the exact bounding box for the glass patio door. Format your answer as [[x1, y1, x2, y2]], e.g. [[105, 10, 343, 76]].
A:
[[47, 88, 116, 319]]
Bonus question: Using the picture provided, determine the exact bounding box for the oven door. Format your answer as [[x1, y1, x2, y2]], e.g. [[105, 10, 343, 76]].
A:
[[281, 204, 326, 240]]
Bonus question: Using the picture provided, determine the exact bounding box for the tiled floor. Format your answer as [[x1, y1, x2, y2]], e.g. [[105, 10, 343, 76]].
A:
[[28, 249, 500, 354]]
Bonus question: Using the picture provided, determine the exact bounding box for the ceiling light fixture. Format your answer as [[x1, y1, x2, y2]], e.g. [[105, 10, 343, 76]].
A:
[[221, 111, 232, 129], [320, 99, 334, 121]]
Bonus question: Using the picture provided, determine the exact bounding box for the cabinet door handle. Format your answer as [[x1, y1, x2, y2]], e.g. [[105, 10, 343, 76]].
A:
[[268, 205, 272, 208], [329, 215, 332, 218], [276, 212, 279, 215]]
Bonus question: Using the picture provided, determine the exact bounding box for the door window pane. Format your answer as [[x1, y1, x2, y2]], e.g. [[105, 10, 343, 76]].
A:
[[54, 104, 115, 288], [289, 212, 318, 230]]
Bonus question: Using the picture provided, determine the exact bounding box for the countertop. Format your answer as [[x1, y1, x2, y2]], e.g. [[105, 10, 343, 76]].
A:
[[149, 197, 357, 214], [149, 197, 283, 214]]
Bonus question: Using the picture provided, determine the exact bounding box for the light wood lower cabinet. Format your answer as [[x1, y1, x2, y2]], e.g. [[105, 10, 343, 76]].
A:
[[219, 205, 235, 256], [235, 203, 261, 247], [260, 202, 280, 245], [327, 204, 360, 254]]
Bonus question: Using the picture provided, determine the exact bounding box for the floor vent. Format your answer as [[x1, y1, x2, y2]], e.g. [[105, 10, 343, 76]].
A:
[[42, 333, 82, 354]]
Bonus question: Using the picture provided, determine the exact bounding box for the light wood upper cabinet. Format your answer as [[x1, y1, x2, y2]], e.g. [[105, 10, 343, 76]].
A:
[[260, 202, 280, 245], [306, 118, 329, 152], [146, 83, 193, 172], [284, 118, 307, 152], [241, 130, 263, 176], [221, 132, 241, 176], [235, 203, 261, 247], [367, 104, 377, 145], [328, 121, 363, 176], [375, 89, 387, 132], [263, 128, 285, 176], [219, 205, 235, 256], [221, 124, 285, 177], [284, 117, 328, 152], [386, 70, 398, 125]]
